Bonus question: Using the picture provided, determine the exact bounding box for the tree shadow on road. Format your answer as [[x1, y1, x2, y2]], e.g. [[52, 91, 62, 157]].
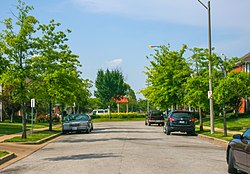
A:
[[43, 153, 120, 161]]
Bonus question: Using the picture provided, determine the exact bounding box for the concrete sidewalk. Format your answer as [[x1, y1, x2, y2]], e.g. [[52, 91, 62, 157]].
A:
[[0, 125, 62, 170]]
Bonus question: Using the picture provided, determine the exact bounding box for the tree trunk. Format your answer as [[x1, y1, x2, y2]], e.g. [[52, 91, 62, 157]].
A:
[[223, 102, 227, 137], [199, 107, 203, 131], [21, 100, 27, 139], [49, 100, 52, 131]]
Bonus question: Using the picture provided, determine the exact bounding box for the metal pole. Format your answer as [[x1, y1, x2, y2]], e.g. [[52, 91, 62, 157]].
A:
[[198, 0, 214, 134], [208, 1, 214, 134], [31, 106, 34, 133]]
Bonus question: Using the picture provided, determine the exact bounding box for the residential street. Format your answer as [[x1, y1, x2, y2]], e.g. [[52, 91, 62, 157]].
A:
[[1, 121, 228, 174]]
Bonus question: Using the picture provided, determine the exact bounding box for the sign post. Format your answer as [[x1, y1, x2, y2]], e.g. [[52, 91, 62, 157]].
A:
[[31, 99, 35, 133]]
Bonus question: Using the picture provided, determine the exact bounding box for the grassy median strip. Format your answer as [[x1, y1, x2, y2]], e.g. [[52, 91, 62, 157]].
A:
[[202, 113, 250, 132], [5, 130, 61, 143], [0, 122, 59, 136], [0, 151, 9, 158], [196, 129, 234, 142]]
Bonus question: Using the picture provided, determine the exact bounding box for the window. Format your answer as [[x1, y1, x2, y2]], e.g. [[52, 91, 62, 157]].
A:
[[243, 128, 250, 140]]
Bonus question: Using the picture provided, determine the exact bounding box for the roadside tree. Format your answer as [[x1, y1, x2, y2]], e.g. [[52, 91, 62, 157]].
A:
[[94, 69, 127, 117], [141, 45, 191, 110], [0, 0, 38, 138]]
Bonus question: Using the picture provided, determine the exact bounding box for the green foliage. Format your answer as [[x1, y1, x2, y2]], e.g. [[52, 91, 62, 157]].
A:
[[94, 69, 127, 107], [141, 44, 191, 109], [36, 114, 60, 123], [214, 71, 250, 115], [91, 113, 145, 121]]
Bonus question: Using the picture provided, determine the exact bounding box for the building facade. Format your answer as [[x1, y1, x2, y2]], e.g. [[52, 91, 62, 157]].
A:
[[234, 52, 250, 113]]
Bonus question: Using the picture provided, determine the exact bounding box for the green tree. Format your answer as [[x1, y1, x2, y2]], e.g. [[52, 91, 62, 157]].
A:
[[28, 19, 87, 130], [184, 48, 210, 131], [94, 69, 127, 117], [214, 71, 250, 117], [141, 44, 191, 110], [0, 0, 38, 138]]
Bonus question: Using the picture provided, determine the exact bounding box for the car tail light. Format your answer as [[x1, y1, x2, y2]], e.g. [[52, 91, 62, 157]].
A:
[[149, 116, 152, 120], [189, 118, 195, 122], [168, 117, 174, 121]]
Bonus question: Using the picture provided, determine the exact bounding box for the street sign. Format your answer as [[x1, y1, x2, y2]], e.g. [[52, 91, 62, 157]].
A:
[[208, 91, 212, 99], [31, 99, 35, 108]]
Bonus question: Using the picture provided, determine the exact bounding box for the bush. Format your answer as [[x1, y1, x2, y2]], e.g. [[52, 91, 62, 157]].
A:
[[36, 114, 60, 123], [91, 112, 146, 120]]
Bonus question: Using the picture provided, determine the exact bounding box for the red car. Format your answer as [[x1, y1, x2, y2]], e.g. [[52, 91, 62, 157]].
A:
[[227, 128, 250, 173]]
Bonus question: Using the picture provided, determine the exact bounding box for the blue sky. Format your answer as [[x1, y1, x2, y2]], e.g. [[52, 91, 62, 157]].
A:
[[0, 0, 249, 99]]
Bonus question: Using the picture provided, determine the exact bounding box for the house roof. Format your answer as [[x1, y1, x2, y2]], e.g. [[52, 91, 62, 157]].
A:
[[115, 97, 128, 103], [242, 52, 250, 61]]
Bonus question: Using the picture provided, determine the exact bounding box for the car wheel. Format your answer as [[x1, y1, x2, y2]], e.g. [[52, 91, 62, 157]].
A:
[[228, 148, 237, 174], [145, 121, 148, 126], [62, 130, 67, 134], [166, 127, 171, 135], [163, 126, 166, 134], [86, 128, 90, 134], [148, 122, 151, 126]]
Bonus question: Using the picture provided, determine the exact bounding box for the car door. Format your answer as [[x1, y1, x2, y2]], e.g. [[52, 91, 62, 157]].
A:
[[233, 136, 247, 169], [242, 128, 250, 172]]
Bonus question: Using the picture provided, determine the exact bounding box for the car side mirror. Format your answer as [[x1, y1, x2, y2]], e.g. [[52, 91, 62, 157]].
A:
[[233, 134, 242, 139]]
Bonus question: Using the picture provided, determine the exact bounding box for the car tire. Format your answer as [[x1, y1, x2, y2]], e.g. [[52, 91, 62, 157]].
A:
[[166, 127, 171, 135], [62, 130, 67, 134], [228, 148, 237, 174], [163, 126, 166, 134], [145, 121, 148, 126], [148, 122, 151, 126], [86, 128, 90, 134]]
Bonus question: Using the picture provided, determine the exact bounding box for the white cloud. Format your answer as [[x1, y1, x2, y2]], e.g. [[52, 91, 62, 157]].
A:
[[71, 0, 250, 31], [106, 58, 123, 68]]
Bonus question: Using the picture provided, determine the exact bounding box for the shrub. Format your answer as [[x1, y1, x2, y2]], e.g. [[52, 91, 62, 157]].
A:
[[36, 114, 60, 123]]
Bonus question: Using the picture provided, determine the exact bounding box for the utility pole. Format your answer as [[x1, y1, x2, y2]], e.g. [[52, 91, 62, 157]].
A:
[[198, 0, 214, 134]]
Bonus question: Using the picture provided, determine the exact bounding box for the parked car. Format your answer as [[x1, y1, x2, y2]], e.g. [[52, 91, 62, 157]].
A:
[[226, 128, 250, 174], [62, 114, 93, 134], [145, 110, 164, 126], [163, 110, 195, 135], [91, 109, 108, 115]]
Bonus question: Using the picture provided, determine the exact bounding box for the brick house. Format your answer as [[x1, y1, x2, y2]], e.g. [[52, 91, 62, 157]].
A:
[[234, 52, 250, 113]]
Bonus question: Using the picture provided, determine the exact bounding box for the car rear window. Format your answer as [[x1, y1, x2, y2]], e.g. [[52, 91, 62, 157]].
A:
[[172, 112, 192, 118]]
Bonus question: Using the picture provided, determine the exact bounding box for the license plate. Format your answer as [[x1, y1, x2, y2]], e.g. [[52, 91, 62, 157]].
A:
[[72, 127, 77, 130], [156, 120, 161, 122], [179, 121, 185, 124]]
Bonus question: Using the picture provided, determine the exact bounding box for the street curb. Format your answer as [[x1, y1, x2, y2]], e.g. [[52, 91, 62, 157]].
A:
[[0, 151, 16, 165], [197, 134, 228, 149], [19, 133, 62, 145]]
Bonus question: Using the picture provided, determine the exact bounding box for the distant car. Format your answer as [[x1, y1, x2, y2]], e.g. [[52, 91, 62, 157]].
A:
[[226, 128, 250, 174], [62, 114, 93, 134], [91, 109, 108, 115], [145, 110, 164, 126], [163, 110, 195, 135]]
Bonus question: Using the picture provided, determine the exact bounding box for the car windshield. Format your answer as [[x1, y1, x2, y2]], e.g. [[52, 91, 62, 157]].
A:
[[172, 112, 192, 118], [150, 111, 162, 116], [65, 115, 89, 121]]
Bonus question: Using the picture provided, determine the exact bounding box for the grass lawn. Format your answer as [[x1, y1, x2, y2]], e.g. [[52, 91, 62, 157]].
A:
[[201, 113, 250, 132], [196, 128, 234, 142], [5, 129, 61, 143], [0, 122, 60, 136], [197, 113, 250, 141], [0, 151, 9, 158]]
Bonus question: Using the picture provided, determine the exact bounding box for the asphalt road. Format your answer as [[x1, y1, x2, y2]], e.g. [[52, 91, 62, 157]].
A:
[[0, 121, 228, 174]]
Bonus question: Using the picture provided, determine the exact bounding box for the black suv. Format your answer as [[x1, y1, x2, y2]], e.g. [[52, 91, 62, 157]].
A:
[[145, 110, 164, 126], [163, 110, 195, 135]]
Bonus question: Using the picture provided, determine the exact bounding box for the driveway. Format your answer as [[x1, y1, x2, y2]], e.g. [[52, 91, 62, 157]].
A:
[[0, 121, 228, 174]]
